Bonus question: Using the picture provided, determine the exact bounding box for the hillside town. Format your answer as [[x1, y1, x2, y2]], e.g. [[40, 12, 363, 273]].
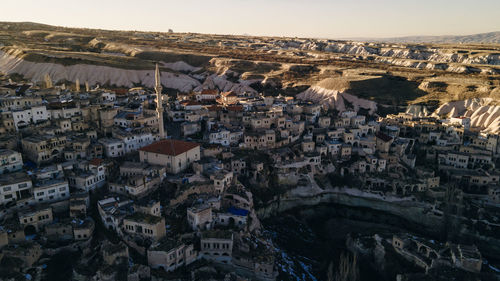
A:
[[0, 64, 499, 281]]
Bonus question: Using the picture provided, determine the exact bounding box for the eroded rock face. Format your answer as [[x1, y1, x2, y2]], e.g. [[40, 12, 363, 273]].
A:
[[431, 98, 500, 134], [298, 40, 500, 70], [297, 85, 377, 114], [404, 98, 500, 134], [406, 104, 431, 117], [0, 50, 201, 91], [193, 73, 258, 94], [1, 22, 499, 109]]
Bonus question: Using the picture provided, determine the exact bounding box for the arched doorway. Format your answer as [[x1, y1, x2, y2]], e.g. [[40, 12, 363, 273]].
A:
[[24, 225, 37, 236], [396, 187, 404, 195]]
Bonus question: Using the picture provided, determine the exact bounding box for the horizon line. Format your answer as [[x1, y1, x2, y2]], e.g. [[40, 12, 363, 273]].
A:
[[2, 20, 499, 43]]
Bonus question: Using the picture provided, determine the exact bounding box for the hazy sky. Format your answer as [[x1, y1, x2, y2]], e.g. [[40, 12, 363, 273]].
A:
[[3, 0, 500, 38]]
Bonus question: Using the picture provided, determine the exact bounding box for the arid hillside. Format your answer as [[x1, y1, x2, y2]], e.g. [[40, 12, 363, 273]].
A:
[[1, 21, 499, 113]]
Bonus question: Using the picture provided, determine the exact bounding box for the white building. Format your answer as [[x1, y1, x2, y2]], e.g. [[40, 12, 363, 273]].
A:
[[12, 105, 50, 129], [0, 172, 33, 206], [139, 140, 201, 174], [98, 138, 125, 158], [209, 129, 230, 146], [450, 117, 471, 130], [0, 149, 23, 174], [0, 95, 42, 112], [97, 197, 133, 231], [33, 164, 69, 204], [99, 92, 116, 103], [67, 159, 106, 192], [439, 152, 469, 169], [50, 106, 81, 119], [113, 111, 141, 129], [200, 230, 233, 264], [148, 240, 197, 272], [33, 180, 69, 204], [113, 130, 155, 154], [187, 204, 212, 230]]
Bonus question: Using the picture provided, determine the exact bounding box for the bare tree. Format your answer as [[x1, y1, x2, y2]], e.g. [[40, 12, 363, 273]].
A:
[[327, 261, 334, 281], [333, 252, 359, 281]]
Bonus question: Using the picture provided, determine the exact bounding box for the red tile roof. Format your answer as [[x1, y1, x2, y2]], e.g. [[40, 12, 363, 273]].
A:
[[207, 105, 223, 111], [221, 91, 237, 97], [111, 88, 128, 95], [89, 158, 103, 166], [201, 89, 218, 95], [180, 100, 202, 106], [227, 105, 243, 112], [139, 139, 200, 156]]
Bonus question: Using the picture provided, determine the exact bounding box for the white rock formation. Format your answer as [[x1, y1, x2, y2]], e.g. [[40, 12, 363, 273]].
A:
[[432, 98, 500, 134], [193, 74, 257, 94], [297, 85, 377, 114], [0, 50, 201, 91], [406, 104, 431, 117]]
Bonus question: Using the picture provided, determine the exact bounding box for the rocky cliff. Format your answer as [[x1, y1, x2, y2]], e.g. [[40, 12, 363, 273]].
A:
[[256, 187, 500, 258]]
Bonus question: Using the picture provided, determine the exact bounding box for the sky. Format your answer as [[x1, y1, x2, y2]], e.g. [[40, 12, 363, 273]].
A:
[[2, 0, 500, 38]]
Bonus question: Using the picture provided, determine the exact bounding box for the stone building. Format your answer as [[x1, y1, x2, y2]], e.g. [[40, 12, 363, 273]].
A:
[[123, 212, 166, 240], [21, 134, 67, 164], [72, 218, 95, 240], [200, 230, 233, 264], [147, 238, 197, 272], [102, 241, 129, 265], [18, 205, 53, 232], [187, 204, 213, 231], [2, 241, 42, 268], [0, 172, 32, 206], [0, 149, 23, 174], [139, 139, 200, 174]]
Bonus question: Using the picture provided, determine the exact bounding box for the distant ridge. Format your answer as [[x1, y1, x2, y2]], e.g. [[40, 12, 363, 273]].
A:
[[347, 31, 500, 44]]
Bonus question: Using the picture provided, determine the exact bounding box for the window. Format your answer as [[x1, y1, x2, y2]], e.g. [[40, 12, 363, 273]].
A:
[[3, 186, 11, 192]]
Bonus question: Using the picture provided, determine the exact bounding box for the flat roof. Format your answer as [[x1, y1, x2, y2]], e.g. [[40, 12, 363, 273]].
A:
[[125, 212, 163, 224], [0, 172, 30, 186], [151, 238, 183, 252], [202, 229, 233, 240], [0, 149, 19, 156]]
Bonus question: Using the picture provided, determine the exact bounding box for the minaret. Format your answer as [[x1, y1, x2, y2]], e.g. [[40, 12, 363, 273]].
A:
[[155, 63, 165, 139], [44, 73, 53, 88]]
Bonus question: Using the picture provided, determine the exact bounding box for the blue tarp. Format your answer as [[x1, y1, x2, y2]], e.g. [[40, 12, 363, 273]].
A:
[[25, 234, 36, 241], [24, 161, 36, 168], [228, 207, 249, 216]]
